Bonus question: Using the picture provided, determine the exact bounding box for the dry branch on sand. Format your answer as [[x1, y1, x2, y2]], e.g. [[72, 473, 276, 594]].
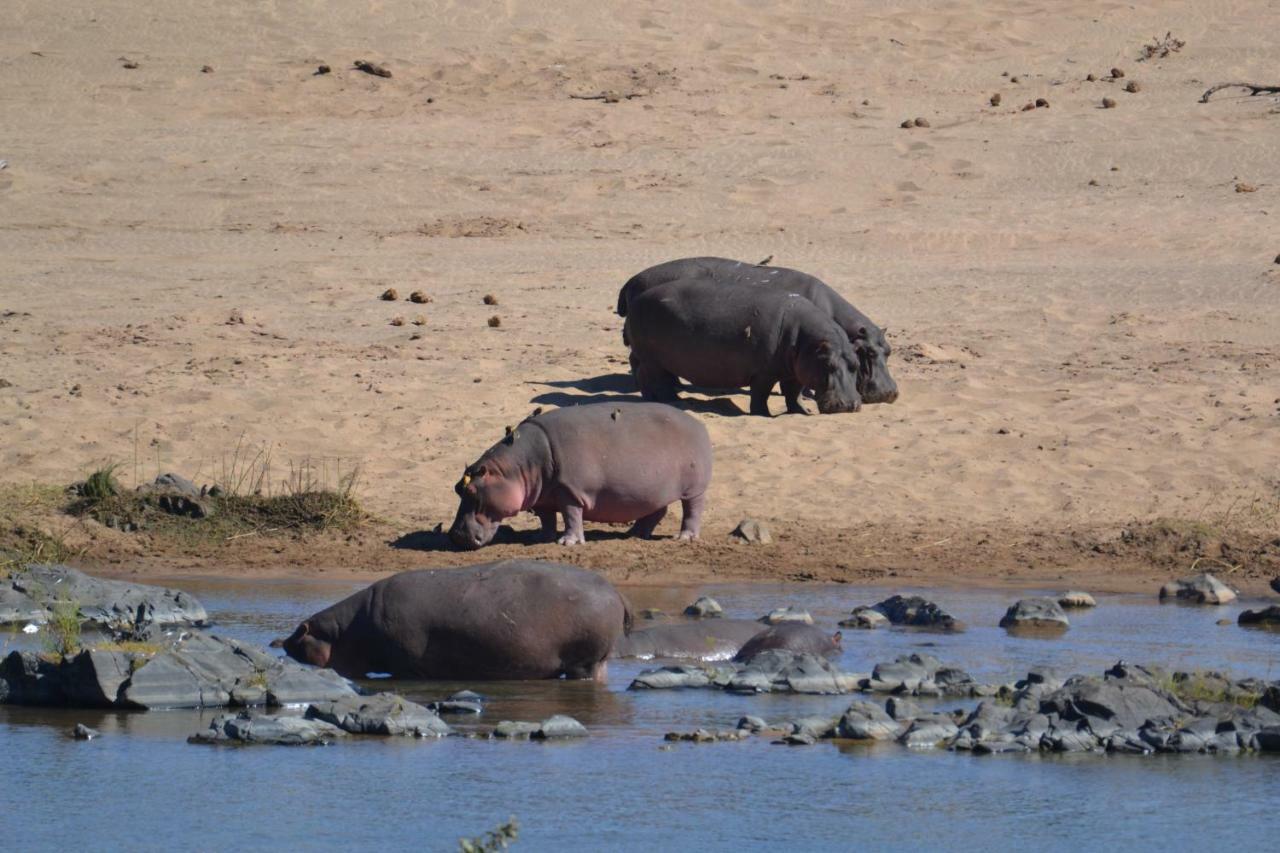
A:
[[1200, 83, 1280, 103]]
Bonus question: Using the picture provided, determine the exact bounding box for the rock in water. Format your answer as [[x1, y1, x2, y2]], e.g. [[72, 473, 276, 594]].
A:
[[72, 723, 100, 740], [0, 564, 208, 628], [839, 606, 888, 629], [729, 518, 772, 544], [1058, 591, 1097, 608], [1270, 577, 1280, 595], [759, 607, 812, 625], [1000, 598, 1070, 632], [836, 702, 902, 740], [306, 693, 452, 737], [869, 595, 963, 631], [533, 715, 588, 739], [189, 712, 346, 746], [1238, 606, 1280, 628], [1158, 573, 1237, 605], [683, 596, 723, 618]]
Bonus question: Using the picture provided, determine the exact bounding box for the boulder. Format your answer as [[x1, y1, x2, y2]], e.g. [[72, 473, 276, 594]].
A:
[[531, 714, 588, 739], [629, 665, 718, 690], [683, 596, 723, 618], [736, 715, 768, 732], [899, 715, 960, 749], [730, 650, 860, 695], [864, 653, 948, 694], [0, 564, 207, 628], [72, 723, 100, 740], [775, 732, 817, 746], [1058, 591, 1097, 608], [759, 607, 812, 625], [870, 595, 962, 631], [789, 716, 839, 739], [1238, 606, 1280, 628], [1271, 577, 1280, 595], [835, 702, 902, 740], [428, 690, 485, 715], [1039, 675, 1182, 732], [306, 693, 451, 737], [885, 696, 922, 720], [1, 631, 356, 709], [999, 597, 1070, 632], [189, 712, 346, 746], [839, 607, 888, 629], [492, 721, 542, 739], [729, 518, 772, 545], [1158, 572, 1237, 605]]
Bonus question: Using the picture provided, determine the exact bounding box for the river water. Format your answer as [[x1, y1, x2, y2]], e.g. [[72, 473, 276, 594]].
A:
[[2, 578, 1278, 852]]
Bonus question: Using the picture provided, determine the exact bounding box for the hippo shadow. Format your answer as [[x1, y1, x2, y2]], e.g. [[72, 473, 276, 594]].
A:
[[391, 523, 677, 552], [529, 375, 747, 416]]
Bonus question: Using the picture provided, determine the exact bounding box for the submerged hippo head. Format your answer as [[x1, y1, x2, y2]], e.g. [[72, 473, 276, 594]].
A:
[[797, 339, 862, 414], [448, 460, 526, 550], [282, 621, 332, 668], [853, 327, 899, 404]]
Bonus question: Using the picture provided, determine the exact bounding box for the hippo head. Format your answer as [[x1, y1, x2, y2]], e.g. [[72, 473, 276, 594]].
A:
[[852, 326, 899, 404], [282, 621, 332, 668], [448, 461, 525, 550], [797, 339, 862, 414]]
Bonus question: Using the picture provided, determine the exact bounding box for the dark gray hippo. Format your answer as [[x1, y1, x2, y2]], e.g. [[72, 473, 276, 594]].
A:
[[625, 277, 862, 416], [449, 402, 712, 548], [282, 560, 631, 681], [617, 256, 898, 404], [611, 619, 768, 661], [732, 622, 842, 662]]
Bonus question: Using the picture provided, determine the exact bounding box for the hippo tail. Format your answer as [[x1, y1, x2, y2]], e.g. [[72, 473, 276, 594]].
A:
[[620, 592, 635, 636]]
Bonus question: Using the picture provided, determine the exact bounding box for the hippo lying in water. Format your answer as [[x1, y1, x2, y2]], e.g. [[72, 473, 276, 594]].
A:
[[282, 560, 631, 681], [733, 623, 842, 662], [449, 402, 712, 548], [618, 256, 898, 405], [612, 619, 768, 661], [625, 277, 862, 416]]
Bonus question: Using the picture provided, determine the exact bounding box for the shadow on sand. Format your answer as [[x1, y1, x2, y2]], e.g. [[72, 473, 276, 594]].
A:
[[391, 525, 643, 552], [528, 373, 747, 416]]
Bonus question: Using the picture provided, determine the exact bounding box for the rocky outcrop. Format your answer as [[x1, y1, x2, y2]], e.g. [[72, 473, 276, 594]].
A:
[[189, 712, 347, 746], [306, 693, 452, 737], [867, 595, 963, 631], [0, 564, 207, 628], [630, 650, 861, 695], [1158, 572, 1237, 605], [839, 607, 888, 629], [759, 607, 812, 625], [1058, 591, 1097, 608], [0, 631, 355, 709], [999, 598, 1070, 632], [728, 518, 771, 545], [1238, 606, 1280, 628], [492, 715, 587, 739]]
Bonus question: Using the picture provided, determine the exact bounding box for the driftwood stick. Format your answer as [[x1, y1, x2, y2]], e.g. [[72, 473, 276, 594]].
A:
[[569, 91, 643, 103], [1200, 82, 1280, 103]]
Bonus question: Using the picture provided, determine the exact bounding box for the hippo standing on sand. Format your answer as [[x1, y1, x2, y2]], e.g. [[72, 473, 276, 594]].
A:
[[282, 560, 631, 681], [624, 277, 862, 416], [732, 622, 842, 662], [449, 402, 712, 548], [617, 256, 898, 405]]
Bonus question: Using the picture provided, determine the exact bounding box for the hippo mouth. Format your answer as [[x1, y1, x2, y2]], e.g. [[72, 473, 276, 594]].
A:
[[856, 353, 899, 404], [448, 514, 499, 550]]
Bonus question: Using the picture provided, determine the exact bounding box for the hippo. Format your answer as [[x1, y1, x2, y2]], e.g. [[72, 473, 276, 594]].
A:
[[732, 622, 842, 662], [625, 277, 862, 416], [449, 402, 712, 548], [617, 256, 898, 404], [611, 619, 769, 661], [282, 560, 631, 681]]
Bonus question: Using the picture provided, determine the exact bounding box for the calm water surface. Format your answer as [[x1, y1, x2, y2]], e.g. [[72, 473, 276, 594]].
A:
[[2, 578, 1278, 852]]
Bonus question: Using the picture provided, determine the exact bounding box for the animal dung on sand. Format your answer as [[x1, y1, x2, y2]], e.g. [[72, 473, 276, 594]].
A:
[[487, 315, 501, 328]]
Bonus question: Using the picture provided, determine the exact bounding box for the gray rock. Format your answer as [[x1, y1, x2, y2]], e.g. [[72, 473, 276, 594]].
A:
[[1271, 577, 1280, 595], [731, 650, 860, 695], [72, 723, 99, 740], [1058, 590, 1097, 608], [870, 595, 962, 631], [759, 607, 812, 625], [1238, 606, 1280, 628], [683, 596, 723, 618], [189, 712, 346, 746], [736, 715, 768, 732], [2, 631, 356, 710], [999, 597, 1070, 632], [492, 721, 540, 739], [899, 715, 959, 749], [886, 696, 922, 720], [835, 702, 902, 740], [1039, 675, 1182, 731], [306, 693, 451, 737], [729, 518, 772, 545], [1158, 572, 1237, 605], [789, 716, 839, 739], [839, 607, 888, 629], [140, 473, 203, 498], [1256, 728, 1280, 752], [533, 715, 588, 739], [428, 690, 485, 715], [865, 653, 943, 694], [0, 564, 207, 628], [775, 732, 817, 746], [629, 665, 716, 690]]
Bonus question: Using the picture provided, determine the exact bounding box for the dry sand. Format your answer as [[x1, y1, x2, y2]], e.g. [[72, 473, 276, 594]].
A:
[[2, 1, 1278, 589]]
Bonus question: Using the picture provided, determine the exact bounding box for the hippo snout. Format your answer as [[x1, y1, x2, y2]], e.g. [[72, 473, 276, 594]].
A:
[[449, 506, 497, 550]]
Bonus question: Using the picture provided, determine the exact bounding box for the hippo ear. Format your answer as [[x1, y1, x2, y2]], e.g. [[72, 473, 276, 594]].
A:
[[297, 621, 310, 639]]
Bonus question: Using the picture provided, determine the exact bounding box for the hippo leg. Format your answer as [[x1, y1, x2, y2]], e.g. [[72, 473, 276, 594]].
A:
[[632, 354, 680, 403], [627, 505, 668, 539], [557, 504, 586, 546], [781, 379, 809, 415], [536, 509, 558, 542], [677, 492, 705, 541], [748, 379, 775, 417]]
